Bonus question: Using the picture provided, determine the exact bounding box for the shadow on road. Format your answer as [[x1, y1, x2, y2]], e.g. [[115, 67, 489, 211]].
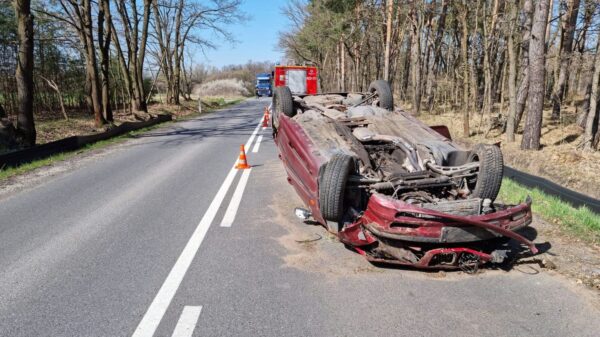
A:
[[124, 115, 260, 148]]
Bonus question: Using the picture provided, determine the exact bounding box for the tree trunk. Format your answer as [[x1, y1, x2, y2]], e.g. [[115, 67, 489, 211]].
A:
[[340, 37, 346, 92], [402, 34, 412, 99], [40, 76, 68, 120], [577, 81, 592, 128], [506, 1, 518, 142], [98, 0, 113, 122], [13, 0, 35, 146], [459, 2, 470, 137], [513, 0, 534, 131], [82, 0, 106, 126], [482, 0, 500, 115], [582, 36, 600, 150], [521, 0, 549, 150], [383, 0, 392, 81], [134, 0, 152, 112], [550, 0, 580, 120], [425, 0, 448, 112], [410, 5, 422, 116]]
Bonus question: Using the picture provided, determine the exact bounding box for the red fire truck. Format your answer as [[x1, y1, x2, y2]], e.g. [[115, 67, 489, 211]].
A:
[[273, 65, 318, 95]]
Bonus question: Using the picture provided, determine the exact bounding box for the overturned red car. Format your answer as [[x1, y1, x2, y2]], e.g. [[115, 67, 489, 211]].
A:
[[271, 80, 536, 270]]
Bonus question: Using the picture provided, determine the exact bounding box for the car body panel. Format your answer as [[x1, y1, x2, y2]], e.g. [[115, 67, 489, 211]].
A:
[[275, 114, 326, 224]]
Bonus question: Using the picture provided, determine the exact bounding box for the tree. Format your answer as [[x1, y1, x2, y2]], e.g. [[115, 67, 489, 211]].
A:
[[550, 0, 580, 120], [507, 0, 533, 142], [410, 2, 423, 116], [152, 0, 243, 105], [506, 1, 518, 142], [425, 0, 448, 112], [459, 0, 470, 137], [522, 0, 550, 150], [111, 0, 152, 116], [46, 0, 107, 126], [383, 0, 393, 81], [98, 0, 112, 122], [13, 0, 35, 146], [582, 34, 600, 150]]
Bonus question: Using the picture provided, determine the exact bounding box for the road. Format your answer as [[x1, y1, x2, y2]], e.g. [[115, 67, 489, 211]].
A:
[[0, 98, 598, 337]]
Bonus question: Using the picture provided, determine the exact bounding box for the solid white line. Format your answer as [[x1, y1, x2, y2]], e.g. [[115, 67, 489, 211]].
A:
[[220, 168, 252, 227], [171, 306, 202, 337], [132, 165, 236, 337], [132, 120, 262, 337], [252, 135, 263, 153]]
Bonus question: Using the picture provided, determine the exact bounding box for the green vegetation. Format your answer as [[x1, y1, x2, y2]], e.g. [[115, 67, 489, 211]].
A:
[[499, 178, 600, 242], [0, 98, 244, 181]]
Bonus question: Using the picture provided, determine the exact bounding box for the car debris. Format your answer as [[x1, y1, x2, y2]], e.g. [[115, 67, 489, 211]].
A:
[[272, 79, 537, 270]]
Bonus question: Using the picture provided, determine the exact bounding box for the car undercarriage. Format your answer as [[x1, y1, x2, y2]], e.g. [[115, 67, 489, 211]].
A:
[[272, 80, 537, 270]]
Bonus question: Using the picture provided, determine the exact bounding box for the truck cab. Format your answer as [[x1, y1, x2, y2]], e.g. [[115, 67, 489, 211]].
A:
[[255, 73, 272, 97]]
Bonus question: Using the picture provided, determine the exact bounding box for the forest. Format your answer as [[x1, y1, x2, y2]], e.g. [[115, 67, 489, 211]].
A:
[[0, 0, 245, 150], [280, 0, 600, 152]]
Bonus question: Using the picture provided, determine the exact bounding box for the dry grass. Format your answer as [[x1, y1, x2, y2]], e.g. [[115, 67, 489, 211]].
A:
[[415, 104, 600, 200], [0, 97, 245, 180], [192, 78, 251, 97], [32, 97, 245, 145]]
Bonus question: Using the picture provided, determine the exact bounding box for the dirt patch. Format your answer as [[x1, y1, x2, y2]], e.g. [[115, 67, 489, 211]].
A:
[[418, 107, 600, 200], [264, 159, 384, 279], [270, 189, 383, 279], [517, 216, 600, 290]]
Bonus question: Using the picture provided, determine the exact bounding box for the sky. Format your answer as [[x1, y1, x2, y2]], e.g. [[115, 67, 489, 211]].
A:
[[196, 0, 291, 68]]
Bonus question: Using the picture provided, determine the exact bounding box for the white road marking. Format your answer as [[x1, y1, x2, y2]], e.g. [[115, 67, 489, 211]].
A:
[[244, 120, 262, 150], [220, 168, 252, 227], [132, 120, 263, 337], [252, 135, 263, 153], [171, 306, 202, 337]]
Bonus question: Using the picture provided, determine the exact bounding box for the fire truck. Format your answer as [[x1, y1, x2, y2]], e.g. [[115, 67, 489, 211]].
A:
[[273, 65, 318, 95]]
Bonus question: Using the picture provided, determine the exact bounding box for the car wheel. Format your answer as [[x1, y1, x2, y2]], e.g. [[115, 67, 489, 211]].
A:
[[319, 153, 355, 233], [467, 144, 503, 201], [273, 86, 295, 117], [368, 80, 394, 111]]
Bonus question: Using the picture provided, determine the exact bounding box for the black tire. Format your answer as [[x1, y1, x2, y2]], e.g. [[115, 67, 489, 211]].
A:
[[273, 86, 295, 117], [319, 153, 354, 232], [467, 144, 504, 201], [368, 80, 394, 111]]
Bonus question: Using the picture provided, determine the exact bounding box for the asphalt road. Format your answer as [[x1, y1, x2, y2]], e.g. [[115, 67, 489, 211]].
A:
[[0, 98, 598, 337]]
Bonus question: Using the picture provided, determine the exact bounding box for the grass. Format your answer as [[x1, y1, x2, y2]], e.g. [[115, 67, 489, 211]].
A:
[[0, 98, 245, 182], [498, 178, 600, 243]]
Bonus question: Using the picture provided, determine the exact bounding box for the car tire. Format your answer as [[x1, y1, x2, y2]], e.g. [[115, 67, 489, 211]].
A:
[[467, 144, 503, 201], [273, 86, 295, 117], [368, 80, 394, 111], [319, 153, 355, 233]]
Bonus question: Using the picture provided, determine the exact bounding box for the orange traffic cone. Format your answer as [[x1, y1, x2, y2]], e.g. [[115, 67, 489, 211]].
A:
[[235, 145, 251, 169], [262, 111, 269, 128]]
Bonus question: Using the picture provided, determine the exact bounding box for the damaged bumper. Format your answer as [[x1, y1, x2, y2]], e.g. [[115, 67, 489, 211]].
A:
[[338, 193, 535, 269]]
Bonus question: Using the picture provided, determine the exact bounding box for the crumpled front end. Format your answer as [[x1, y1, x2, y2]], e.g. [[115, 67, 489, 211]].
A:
[[338, 193, 535, 270]]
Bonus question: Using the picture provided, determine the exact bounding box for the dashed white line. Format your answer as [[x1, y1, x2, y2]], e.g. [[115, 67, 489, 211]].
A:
[[132, 120, 262, 337], [252, 135, 263, 153], [220, 168, 252, 227], [171, 306, 202, 337]]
